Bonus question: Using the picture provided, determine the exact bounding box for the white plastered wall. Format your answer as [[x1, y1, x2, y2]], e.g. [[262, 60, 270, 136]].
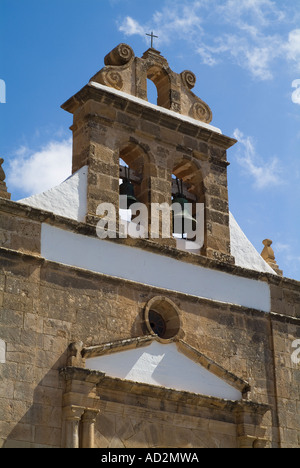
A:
[[41, 223, 271, 312], [18, 166, 88, 223], [230, 213, 275, 275], [17, 163, 274, 277], [86, 341, 242, 401]]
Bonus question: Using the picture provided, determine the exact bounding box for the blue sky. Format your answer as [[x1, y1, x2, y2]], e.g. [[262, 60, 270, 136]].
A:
[[0, 0, 300, 280]]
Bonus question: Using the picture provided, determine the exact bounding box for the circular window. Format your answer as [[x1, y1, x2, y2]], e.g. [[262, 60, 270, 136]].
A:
[[144, 296, 182, 342], [149, 310, 167, 338]]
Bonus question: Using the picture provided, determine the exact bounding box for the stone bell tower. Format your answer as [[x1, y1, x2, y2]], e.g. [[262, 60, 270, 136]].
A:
[[62, 43, 237, 263]]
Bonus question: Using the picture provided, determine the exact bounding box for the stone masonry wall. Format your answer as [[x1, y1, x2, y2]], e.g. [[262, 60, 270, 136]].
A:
[[95, 402, 238, 449], [0, 205, 300, 447], [65, 85, 236, 262]]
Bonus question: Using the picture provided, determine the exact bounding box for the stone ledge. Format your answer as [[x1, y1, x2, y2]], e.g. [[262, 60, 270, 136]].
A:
[[61, 83, 237, 151], [82, 335, 155, 359], [82, 336, 251, 396], [0, 198, 280, 283], [270, 311, 300, 326], [60, 366, 106, 385], [59, 366, 270, 417], [0, 246, 273, 321]]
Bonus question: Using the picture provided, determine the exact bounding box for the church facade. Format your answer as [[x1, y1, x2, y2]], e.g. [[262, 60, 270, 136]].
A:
[[0, 44, 300, 448]]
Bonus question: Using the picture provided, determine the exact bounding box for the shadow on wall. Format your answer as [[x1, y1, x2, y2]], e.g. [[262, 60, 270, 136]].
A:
[[2, 352, 67, 448]]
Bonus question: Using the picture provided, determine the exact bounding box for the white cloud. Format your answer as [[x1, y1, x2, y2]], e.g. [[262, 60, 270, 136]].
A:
[[285, 29, 300, 70], [118, 0, 298, 81], [0, 79, 6, 104], [292, 79, 300, 105], [273, 242, 291, 253], [243, 42, 279, 80], [118, 1, 205, 47], [119, 16, 145, 37], [199, 33, 282, 80], [233, 129, 283, 189], [197, 46, 218, 67], [7, 138, 72, 197], [219, 0, 286, 27]]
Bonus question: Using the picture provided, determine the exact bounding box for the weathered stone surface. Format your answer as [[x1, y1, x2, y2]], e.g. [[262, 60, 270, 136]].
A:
[[0, 44, 299, 449], [0, 239, 299, 447], [0, 159, 11, 200], [61, 44, 236, 261]]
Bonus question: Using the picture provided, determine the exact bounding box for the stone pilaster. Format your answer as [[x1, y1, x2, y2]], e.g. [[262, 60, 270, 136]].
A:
[[60, 367, 103, 449], [63, 406, 85, 449], [81, 409, 100, 449], [236, 404, 270, 449]]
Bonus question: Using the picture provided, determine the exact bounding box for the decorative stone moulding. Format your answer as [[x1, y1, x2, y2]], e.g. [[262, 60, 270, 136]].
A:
[[144, 296, 184, 343], [104, 43, 135, 66], [90, 43, 213, 124], [91, 43, 135, 93], [0, 158, 11, 200], [261, 239, 283, 277]]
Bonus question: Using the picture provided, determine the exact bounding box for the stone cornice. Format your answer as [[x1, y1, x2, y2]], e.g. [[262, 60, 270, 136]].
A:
[[61, 83, 237, 151], [0, 198, 297, 289], [82, 336, 251, 395], [3, 243, 300, 324], [59, 366, 269, 416]]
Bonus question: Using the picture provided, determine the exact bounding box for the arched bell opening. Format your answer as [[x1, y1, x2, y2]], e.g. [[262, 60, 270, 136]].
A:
[[171, 159, 205, 254], [147, 65, 171, 110], [119, 142, 152, 238]]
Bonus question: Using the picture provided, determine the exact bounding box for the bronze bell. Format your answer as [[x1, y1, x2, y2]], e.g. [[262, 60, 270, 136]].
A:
[[119, 167, 138, 209], [172, 180, 197, 238]]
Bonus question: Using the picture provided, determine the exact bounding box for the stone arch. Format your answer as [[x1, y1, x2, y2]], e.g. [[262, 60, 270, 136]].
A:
[[146, 65, 171, 110], [119, 140, 155, 208], [171, 156, 205, 251], [172, 156, 205, 204], [91, 43, 212, 121]]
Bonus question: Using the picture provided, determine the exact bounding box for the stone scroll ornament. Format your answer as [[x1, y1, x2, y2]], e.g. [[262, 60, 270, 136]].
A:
[[0, 158, 6, 182], [181, 70, 197, 90], [181, 70, 213, 124], [0, 157, 11, 199], [104, 43, 135, 66], [94, 44, 135, 91], [91, 44, 213, 124]]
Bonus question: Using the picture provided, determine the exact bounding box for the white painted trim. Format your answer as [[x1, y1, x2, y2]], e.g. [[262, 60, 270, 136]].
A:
[[41, 224, 271, 312], [86, 341, 242, 401]]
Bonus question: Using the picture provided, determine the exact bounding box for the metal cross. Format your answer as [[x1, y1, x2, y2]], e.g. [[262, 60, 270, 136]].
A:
[[146, 31, 158, 49]]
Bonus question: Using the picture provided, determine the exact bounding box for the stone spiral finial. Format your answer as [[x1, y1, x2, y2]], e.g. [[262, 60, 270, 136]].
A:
[[90, 44, 213, 123], [104, 43, 135, 66], [0, 158, 11, 200], [191, 102, 213, 123], [261, 239, 283, 276], [0, 158, 6, 182], [181, 70, 197, 90]]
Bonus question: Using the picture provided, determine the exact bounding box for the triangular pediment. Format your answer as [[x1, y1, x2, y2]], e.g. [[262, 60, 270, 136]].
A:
[[83, 337, 249, 401]]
